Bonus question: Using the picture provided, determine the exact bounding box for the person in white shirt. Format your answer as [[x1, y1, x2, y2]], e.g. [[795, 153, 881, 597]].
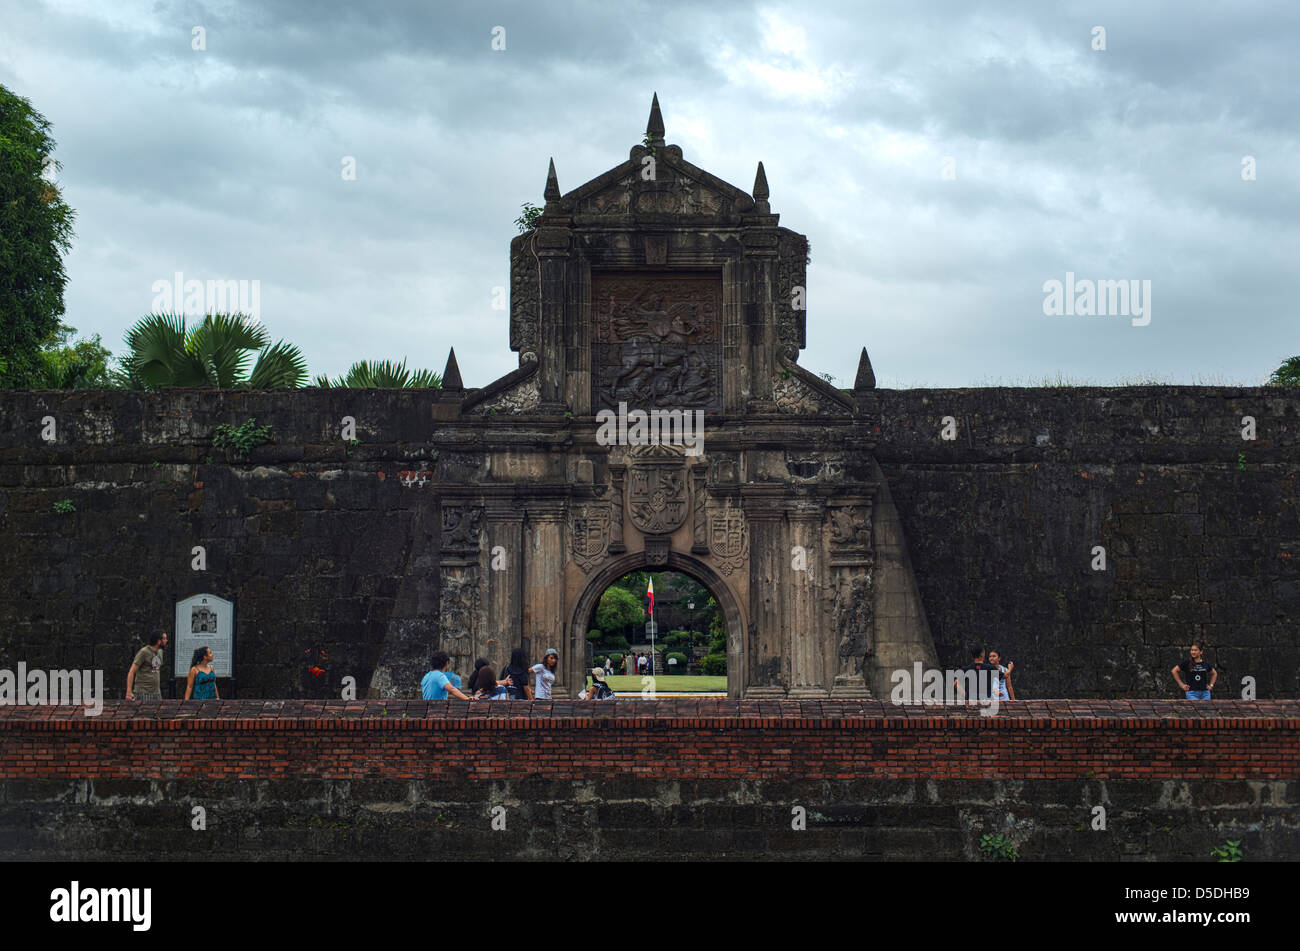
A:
[[530, 648, 559, 700]]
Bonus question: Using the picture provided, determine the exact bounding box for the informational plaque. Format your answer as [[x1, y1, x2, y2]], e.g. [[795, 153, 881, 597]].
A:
[[173, 593, 234, 678]]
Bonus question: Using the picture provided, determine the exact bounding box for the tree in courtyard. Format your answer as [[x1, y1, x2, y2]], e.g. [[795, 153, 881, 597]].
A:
[[0, 84, 76, 388], [595, 585, 643, 641]]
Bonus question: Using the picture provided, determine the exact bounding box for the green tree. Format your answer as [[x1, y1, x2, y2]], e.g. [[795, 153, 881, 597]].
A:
[[315, 358, 441, 388], [0, 85, 76, 387], [595, 585, 643, 639], [1268, 356, 1300, 386], [34, 324, 114, 388], [514, 202, 542, 234], [117, 313, 307, 389]]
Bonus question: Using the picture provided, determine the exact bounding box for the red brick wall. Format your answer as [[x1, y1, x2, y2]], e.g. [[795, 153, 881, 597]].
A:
[[2, 699, 1296, 782]]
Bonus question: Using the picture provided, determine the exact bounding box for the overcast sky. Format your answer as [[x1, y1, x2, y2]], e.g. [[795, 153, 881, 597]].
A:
[[2, 0, 1296, 387]]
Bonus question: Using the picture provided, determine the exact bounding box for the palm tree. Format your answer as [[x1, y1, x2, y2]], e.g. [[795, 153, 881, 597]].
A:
[[314, 358, 441, 388], [116, 313, 307, 389]]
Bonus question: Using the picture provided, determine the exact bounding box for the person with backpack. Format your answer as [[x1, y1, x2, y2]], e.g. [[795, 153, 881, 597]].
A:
[[579, 667, 615, 700]]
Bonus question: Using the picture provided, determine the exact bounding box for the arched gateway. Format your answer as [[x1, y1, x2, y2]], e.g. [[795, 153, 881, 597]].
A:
[[377, 96, 938, 700]]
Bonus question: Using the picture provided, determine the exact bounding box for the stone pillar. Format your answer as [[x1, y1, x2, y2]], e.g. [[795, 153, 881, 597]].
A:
[[826, 496, 876, 698], [484, 497, 524, 669], [608, 464, 627, 555], [690, 463, 709, 554], [523, 500, 569, 694], [786, 501, 827, 698], [741, 488, 786, 697], [438, 502, 485, 680]]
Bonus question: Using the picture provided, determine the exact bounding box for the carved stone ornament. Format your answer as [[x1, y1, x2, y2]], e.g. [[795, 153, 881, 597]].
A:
[[627, 460, 689, 534], [440, 504, 484, 553], [708, 500, 749, 577], [828, 505, 871, 549], [569, 505, 611, 573], [828, 570, 873, 679], [591, 271, 722, 411]]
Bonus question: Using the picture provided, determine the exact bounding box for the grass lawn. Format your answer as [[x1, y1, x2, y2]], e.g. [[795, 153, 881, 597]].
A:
[[603, 675, 726, 693]]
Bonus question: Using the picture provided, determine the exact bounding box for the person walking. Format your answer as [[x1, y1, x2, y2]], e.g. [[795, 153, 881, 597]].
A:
[[1173, 643, 1217, 699], [183, 646, 219, 700], [421, 651, 473, 700], [126, 631, 167, 701], [501, 647, 533, 700], [987, 650, 1014, 701], [530, 648, 559, 700]]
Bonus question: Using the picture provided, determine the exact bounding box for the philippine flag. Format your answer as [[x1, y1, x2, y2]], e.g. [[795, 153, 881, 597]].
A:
[[646, 577, 654, 616]]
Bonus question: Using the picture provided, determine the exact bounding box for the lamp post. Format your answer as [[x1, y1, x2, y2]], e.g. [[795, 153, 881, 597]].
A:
[[688, 599, 696, 670]]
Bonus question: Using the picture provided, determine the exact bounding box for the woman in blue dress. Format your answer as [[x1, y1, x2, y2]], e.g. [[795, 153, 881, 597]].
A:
[[184, 646, 219, 700]]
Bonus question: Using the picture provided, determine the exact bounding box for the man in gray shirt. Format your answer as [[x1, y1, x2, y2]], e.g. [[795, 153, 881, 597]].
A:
[[127, 631, 167, 700]]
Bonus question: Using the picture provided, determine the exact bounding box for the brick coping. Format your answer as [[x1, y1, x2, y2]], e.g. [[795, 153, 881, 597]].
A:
[[0, 699, 1296, 731]]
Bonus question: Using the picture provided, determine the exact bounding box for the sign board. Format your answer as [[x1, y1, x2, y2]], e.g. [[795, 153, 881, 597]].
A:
[[668, 657, 678, 666], [174, 593, 234, 678], [645, 621, 658, 635]]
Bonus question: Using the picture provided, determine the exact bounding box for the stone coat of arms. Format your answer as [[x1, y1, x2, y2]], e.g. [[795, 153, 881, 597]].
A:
[[628, 463, 689, 534], [570, 505, 611, 573], [708, 503, 748, 576]]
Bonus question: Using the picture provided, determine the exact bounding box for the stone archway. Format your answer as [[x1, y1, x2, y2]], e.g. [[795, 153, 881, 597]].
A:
[[567, 550, 747, 699]]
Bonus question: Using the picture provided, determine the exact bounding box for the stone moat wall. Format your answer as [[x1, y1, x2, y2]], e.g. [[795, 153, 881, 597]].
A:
[[0, 386, 1295, 699], [0, 700, 1295, 861]]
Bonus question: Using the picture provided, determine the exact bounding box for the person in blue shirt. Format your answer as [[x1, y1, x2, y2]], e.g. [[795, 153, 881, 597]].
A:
[[421, 650, 472, 700]]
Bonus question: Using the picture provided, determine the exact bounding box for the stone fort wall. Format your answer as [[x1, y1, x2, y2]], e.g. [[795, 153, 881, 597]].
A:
[[0, 700, 1295, 861], [0, 386, 1295, 699]]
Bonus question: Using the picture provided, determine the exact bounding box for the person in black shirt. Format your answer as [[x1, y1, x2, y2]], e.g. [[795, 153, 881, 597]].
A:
[[1172, 643, 1217, 699], [500, 647, 533, 701], [953, 646, 997, 702]]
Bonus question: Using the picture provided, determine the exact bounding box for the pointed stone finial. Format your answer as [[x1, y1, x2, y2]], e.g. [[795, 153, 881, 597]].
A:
[[645, 92, 665, 145], [854, 348, 876, 390], [544, 157, 560, 202], [442, 347, 463, 391], [753, 161, 769, 201]]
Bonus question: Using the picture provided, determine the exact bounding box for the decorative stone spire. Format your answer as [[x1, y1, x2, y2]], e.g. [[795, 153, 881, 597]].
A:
[[442, 347, 463, 391], [854, 347, 876, 390], [752, 161, 770, 213], [645, 92, 665, 145], [543, 157, 560, 203]]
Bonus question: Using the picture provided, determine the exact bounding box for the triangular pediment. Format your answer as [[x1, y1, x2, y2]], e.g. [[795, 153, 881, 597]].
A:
[[558, 146, 756, 222]]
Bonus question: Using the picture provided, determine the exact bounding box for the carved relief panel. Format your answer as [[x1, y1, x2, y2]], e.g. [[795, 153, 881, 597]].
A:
[[590, 271, 722, 411]]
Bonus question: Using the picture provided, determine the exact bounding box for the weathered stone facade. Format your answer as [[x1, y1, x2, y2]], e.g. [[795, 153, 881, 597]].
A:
[[1, 100, 1297, 701]]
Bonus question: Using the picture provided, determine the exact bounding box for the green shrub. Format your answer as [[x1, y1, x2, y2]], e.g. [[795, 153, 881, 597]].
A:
[[602, 634, 631, 651], [585, 628, 603, 642], [212, 418, 272, 458], [701, 653, 727, 676], [53, 499, 75, 514], [666, 651, 688, 669], [979, 834, 1018, 861]]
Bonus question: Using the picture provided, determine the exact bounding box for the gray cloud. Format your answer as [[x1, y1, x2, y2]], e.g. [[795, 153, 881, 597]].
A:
[[1, 0, 1294, 387]]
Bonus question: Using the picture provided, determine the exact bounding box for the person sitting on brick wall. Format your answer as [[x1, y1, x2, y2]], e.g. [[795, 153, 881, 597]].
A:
[[422, 651, 472, 700]]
